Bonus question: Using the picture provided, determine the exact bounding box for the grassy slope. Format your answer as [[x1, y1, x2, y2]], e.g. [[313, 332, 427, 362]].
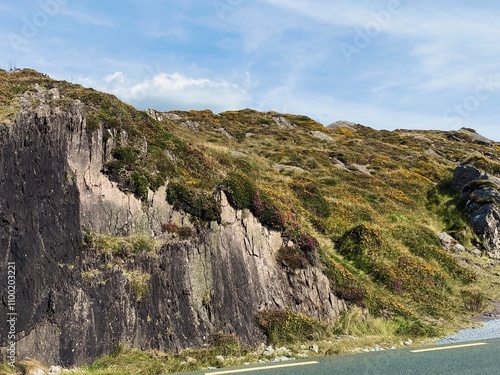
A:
[[3, 69, 500, 373]]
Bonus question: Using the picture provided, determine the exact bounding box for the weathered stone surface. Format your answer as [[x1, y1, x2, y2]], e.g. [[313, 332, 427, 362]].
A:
[[0, 92, 345, 366], [412, 135, 432, 143], [327, 121, 358, 132], [457, 128, 494, 146], [438, 232, 458, 250], [231, 151, 247, 158], [470, 248, 482, 257], [452, 165, 485, 192], [48, 366, 62, 374], [146, 109, 182, 122], [350, 164, 372, 176], [216, 127, 233, 139], [272, 116, 295, 128], [333, 158, 349, 171], [272, 164, 305, 173], [425, 148, 442, 159], [452, 164, 500, 258], [310, 131, 333, 142]]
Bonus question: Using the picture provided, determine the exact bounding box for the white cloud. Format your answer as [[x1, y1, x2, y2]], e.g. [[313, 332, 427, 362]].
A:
[[105, 71, 124, 83], [74, 71, 251, 113]]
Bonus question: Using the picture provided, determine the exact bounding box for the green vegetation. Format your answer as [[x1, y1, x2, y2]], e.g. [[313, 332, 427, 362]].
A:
[[0, 359, 47, 375], [68, 337, 250, 375], [256, 308, 323, 344], [81, 232, 155, 303], [276, 245, 308, 269], [427, 177, 478, 245], [83, 232, 156, 257], [221, 171, 256, 209], [4, 69, 500, 373], [461, 288, 487, 312], [123, 269, 151, 301], [462, 153, 500, 175], [166, 182, 219, 222]]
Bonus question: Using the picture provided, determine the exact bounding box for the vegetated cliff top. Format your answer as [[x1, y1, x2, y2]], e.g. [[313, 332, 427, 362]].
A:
[[2, 68, 500, 331]]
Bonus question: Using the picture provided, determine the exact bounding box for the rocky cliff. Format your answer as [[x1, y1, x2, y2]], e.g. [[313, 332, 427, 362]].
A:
[[2, 69, 500, 368], [0, 78, 344, 366]]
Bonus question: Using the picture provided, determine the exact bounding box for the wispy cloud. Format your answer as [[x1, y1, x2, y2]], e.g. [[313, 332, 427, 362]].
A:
[[60, 8, 114, 27]]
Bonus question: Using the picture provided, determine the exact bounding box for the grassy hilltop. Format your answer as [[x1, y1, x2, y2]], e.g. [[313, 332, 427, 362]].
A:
[[2, 69, 500, 373]]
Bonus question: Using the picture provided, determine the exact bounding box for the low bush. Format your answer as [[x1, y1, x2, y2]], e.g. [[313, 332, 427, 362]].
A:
[[276, 246, 308, 270], [123, 269, 151, 301], [255, 309, 322, 345], [83, 232, 155, 258], [208, 332, 241, 356], [161, 222, 179, 233], [166, 182, 219, 222], [221, 172, 256, 209], [393, 225, 476, 282], [461, 288, 487, 312], [321, 255, 367, 306], [177, 226, 194, 239], [160, 222, 194, 239]]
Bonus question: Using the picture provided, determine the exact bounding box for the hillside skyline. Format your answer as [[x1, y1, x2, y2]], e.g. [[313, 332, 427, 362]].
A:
[[1, 0, 499, 141]]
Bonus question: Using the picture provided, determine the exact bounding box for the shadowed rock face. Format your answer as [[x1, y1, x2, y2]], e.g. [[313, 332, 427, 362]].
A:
[[452, 165, 500, 259], [0, 95, 344, 366], [0, 109, 84, 365]]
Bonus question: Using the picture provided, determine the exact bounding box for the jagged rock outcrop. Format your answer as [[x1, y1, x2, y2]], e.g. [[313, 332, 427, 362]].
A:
[[0, 87, 344, 366], [310, 131, 333, 142], [452, 164, 500, 258], [327, 121, 358, 132], [449, 128, 494, 146]]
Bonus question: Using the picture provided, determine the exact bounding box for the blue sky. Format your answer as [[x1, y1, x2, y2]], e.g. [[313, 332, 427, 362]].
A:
[[1, 0, 499, 141]]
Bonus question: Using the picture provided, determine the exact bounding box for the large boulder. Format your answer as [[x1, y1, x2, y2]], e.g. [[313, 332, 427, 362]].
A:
[[452, 165, 500, 258], [452, 165, 486, 192]]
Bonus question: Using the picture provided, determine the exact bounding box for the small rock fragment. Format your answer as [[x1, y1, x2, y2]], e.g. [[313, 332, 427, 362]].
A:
[[309, 344, 319, 354]]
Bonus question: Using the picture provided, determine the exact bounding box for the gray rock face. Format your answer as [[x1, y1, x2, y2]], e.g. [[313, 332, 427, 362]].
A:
[[272, 164, 305, 173], [327, 121, 358, 132], [439, 232, 458, 249], [452, 165, 500, 258], [310, 131, 333, 142], [457, 128, 494, 146], [452, 165, 486, 192], [0, 94, 345, 366], [272, 116, 295, 129]]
